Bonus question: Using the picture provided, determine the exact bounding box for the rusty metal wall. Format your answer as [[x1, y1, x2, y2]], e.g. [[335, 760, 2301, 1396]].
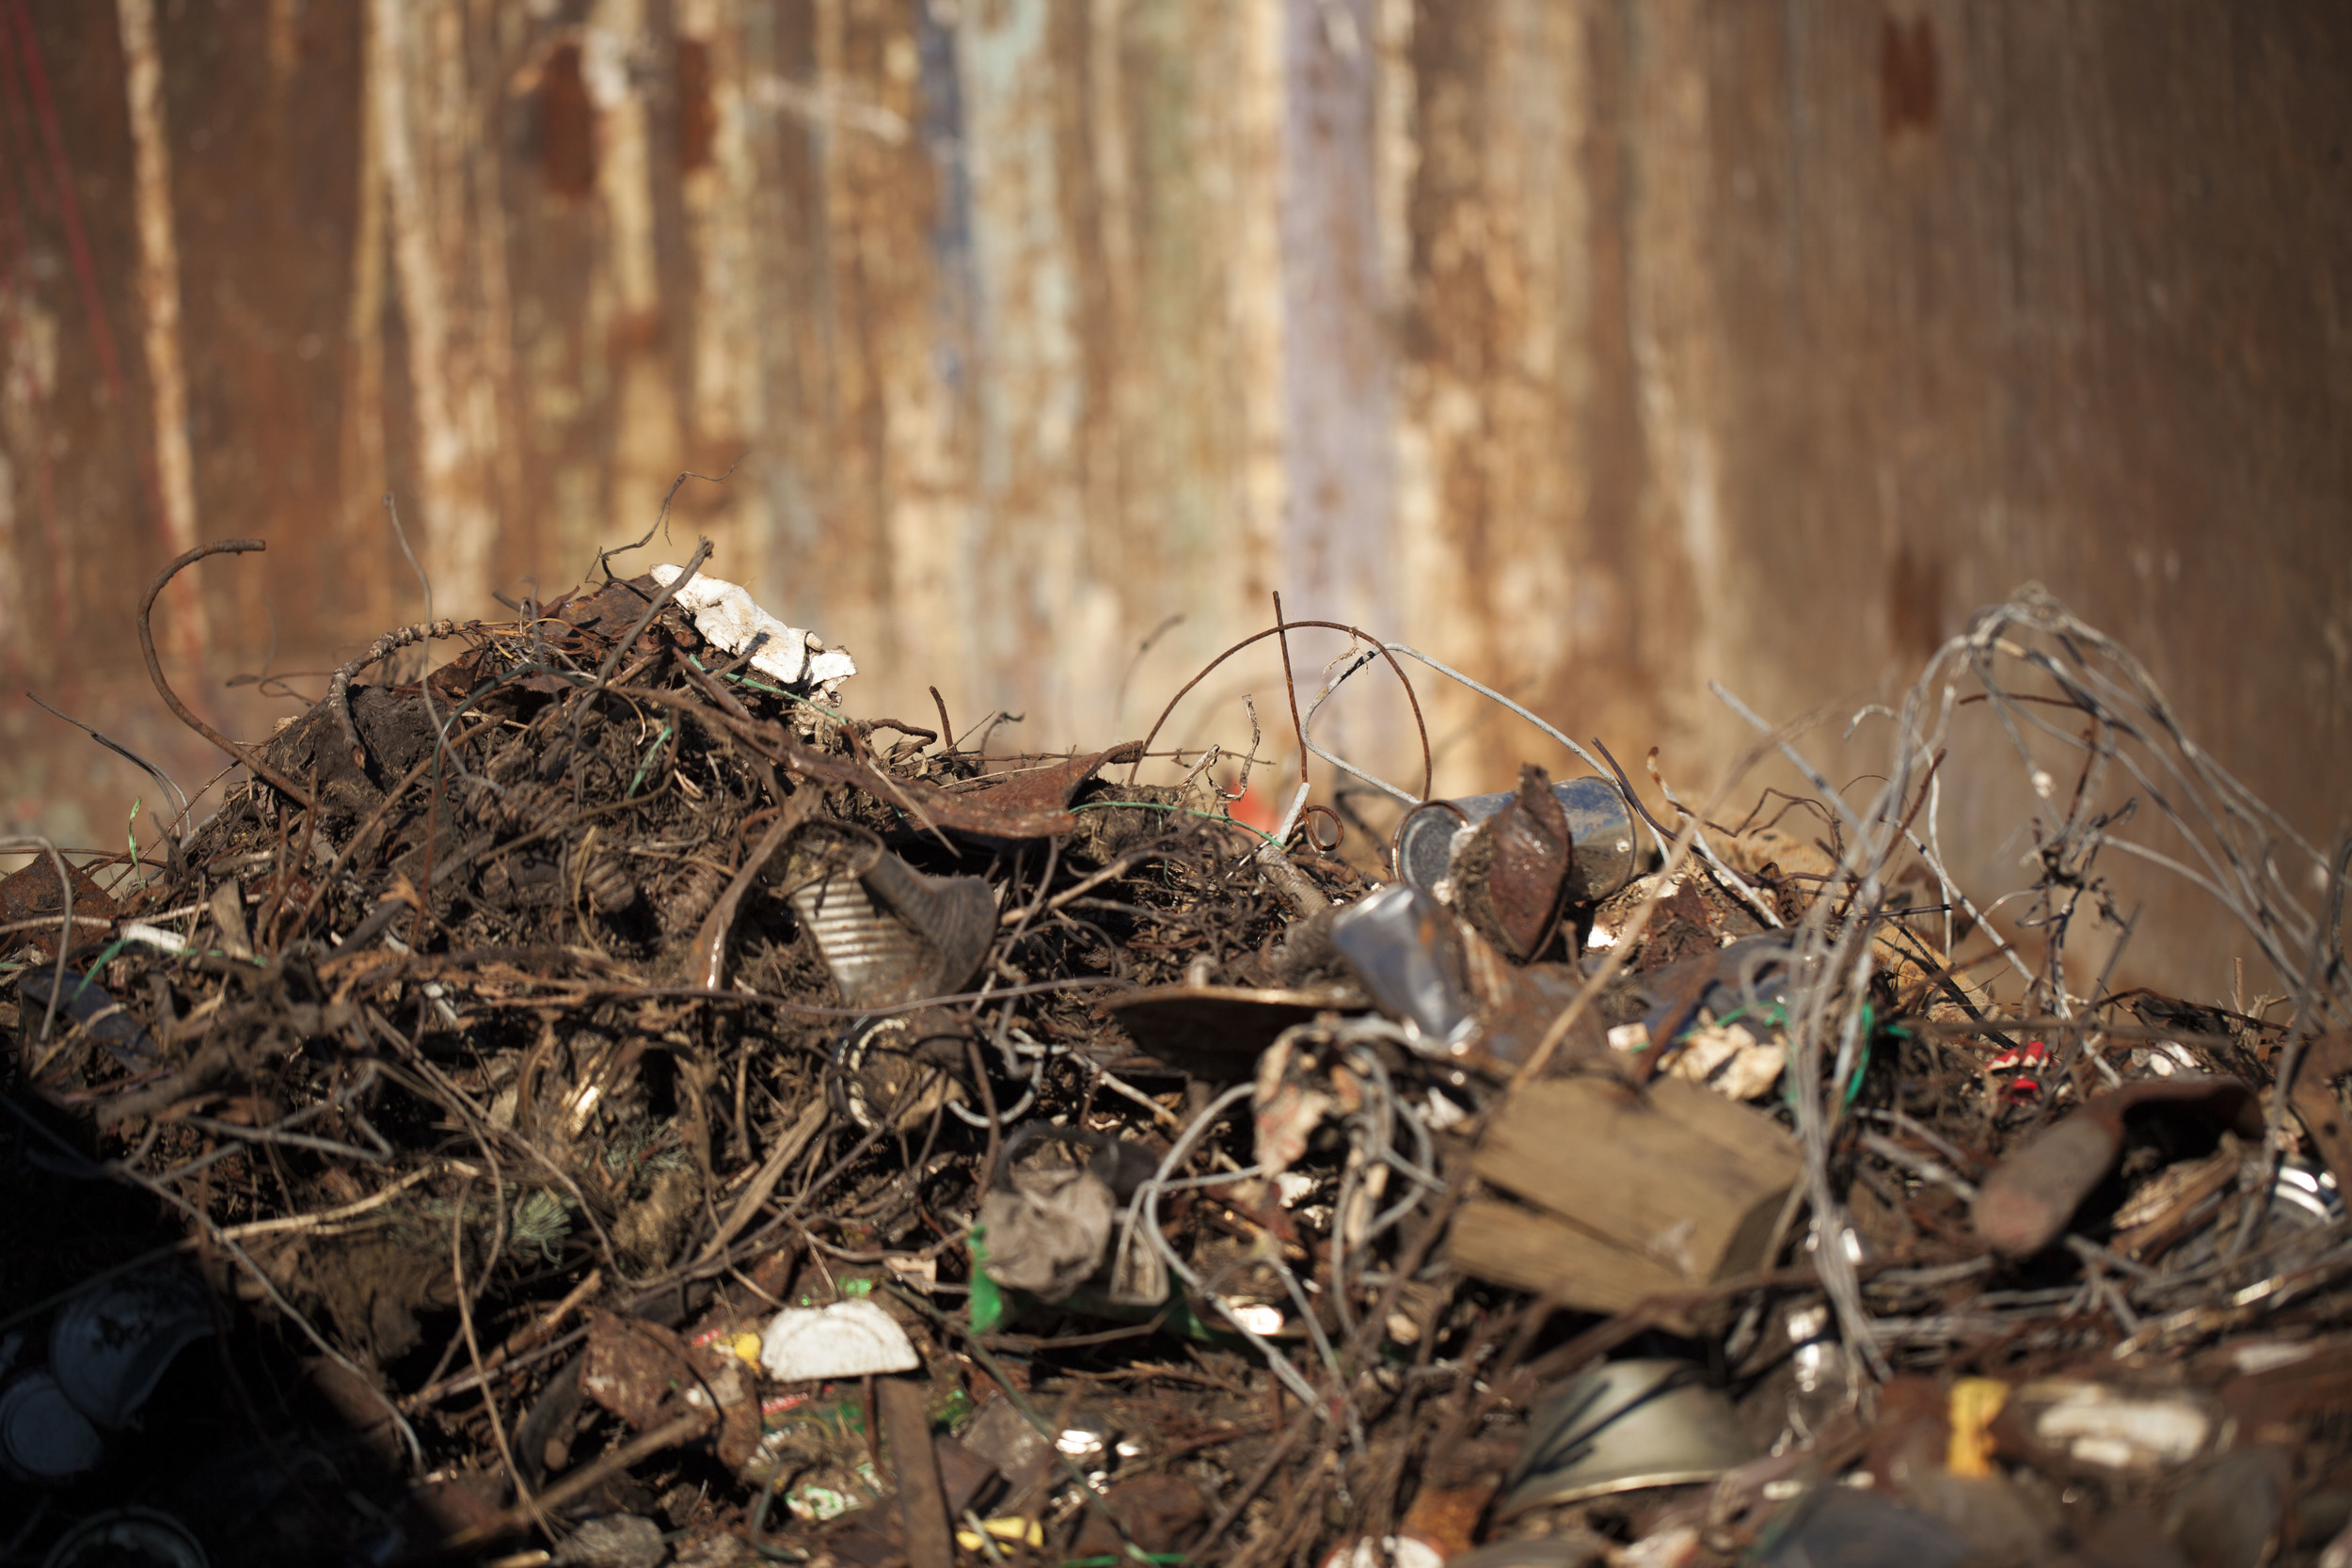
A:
[[1, 0, 2346, 997]]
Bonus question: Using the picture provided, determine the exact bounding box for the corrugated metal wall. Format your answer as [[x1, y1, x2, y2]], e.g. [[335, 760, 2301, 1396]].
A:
[[2, 0, 2347, 997]]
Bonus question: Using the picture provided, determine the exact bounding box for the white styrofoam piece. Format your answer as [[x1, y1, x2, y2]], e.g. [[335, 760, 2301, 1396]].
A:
[[758, 1298, 919, 1382], [652, 564, 857, 693]]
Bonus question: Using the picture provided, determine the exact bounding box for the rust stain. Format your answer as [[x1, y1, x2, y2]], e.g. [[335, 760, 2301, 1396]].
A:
[[675, 36, 715, 173], [538, 42, 596, 199], [1879, 12, 1937, 138], [1888, 538, 1945, 664]]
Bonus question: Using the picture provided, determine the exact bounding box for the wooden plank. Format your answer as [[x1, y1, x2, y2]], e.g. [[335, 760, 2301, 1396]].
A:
[[1447, 1198, 1693, 1329], [879, 1376, 956, 1568], [1472, 1075, 1800, 1283]]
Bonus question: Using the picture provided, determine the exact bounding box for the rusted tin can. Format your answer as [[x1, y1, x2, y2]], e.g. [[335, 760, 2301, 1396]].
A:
[[1393, 775, 1638, 909]]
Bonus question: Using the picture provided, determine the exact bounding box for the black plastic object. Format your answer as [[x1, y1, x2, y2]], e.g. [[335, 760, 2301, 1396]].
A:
[[1101, 985, 1361, 1080], [1636, 931, 1797, 1049]]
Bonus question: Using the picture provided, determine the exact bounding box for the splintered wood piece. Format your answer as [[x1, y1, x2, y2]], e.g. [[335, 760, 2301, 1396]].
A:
[[880, 1377, 955, 1568], [1470, 1075, 1802, 1285]]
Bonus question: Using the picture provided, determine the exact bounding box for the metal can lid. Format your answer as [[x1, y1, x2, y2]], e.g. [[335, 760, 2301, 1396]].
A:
[[0, 1372, 104, 1483], [42, 1506, 210, 1568], [1393, 802, 1470, 894]]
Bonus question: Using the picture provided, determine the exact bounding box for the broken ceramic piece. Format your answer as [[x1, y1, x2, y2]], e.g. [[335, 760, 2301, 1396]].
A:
[[2000, 1380, 2218, 1473], [1669, 1020, 1788, 1101], [759, 1298, 920, 1381]]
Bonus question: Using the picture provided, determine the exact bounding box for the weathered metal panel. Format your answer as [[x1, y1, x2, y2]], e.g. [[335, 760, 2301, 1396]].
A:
[[0, 0, 2344, 997]]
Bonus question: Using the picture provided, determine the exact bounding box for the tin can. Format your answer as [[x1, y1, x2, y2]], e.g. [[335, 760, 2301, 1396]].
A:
[[1393, 775, 1639, 908]]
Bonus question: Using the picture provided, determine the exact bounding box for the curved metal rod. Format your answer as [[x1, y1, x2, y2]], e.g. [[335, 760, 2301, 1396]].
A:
[[138, 539, 316, 809], [1299, 650, 1419, 805], [1126, 619, 1431, 800]]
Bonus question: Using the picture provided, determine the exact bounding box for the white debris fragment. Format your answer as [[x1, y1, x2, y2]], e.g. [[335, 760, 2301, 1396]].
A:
[[652, 563, 857, 695], [2026, 1381, 2212, 1471], [1669, 1021, 1788, 1101], [758, 1298, 918, 1382], [1606, 1022, 1651, 1053], [116, 924, 188, 955]]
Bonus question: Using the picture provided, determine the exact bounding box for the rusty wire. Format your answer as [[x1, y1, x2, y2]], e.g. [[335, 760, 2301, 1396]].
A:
[[137, 539, 315, 808], [1126, 617, 1432, 801]]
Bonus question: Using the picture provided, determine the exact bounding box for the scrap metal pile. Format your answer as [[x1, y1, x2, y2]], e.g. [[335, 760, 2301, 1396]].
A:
[[4, 545, 2350, 1568]]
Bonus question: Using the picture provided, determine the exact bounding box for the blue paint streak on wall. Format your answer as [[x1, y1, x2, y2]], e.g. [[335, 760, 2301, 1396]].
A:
[[918, 0, 976, 402], [1279, 0, 1394, 644]]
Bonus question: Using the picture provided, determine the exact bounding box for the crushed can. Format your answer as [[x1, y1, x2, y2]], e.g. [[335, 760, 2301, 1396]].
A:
[[1328, 886, 1478, 1052], [51, 1271, 215, 1428]]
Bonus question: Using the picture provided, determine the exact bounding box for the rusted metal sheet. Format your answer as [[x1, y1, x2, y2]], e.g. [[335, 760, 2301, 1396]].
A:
[[0, 1, 2344, 1005], [929, 741, 1144, 838]]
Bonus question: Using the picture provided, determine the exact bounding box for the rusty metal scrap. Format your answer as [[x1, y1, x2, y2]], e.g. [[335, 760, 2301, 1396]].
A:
[[1450, 764, 1574, 962], [1973, 1075, 2265, 1259]]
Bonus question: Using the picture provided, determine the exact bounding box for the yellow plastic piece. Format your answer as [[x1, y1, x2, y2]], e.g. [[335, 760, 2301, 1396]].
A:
[[1947, 1377, 2010, 1477], [731, 1332, 763, 1365], [954, 1517, 1044, 1551]]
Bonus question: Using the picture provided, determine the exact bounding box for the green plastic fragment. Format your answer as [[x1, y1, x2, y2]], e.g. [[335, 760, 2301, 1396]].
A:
[[966, 1225, 1008, 1335]]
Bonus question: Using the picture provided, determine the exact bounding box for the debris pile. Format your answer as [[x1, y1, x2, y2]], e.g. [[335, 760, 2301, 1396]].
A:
[[4, 545, 2350, 1568]]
